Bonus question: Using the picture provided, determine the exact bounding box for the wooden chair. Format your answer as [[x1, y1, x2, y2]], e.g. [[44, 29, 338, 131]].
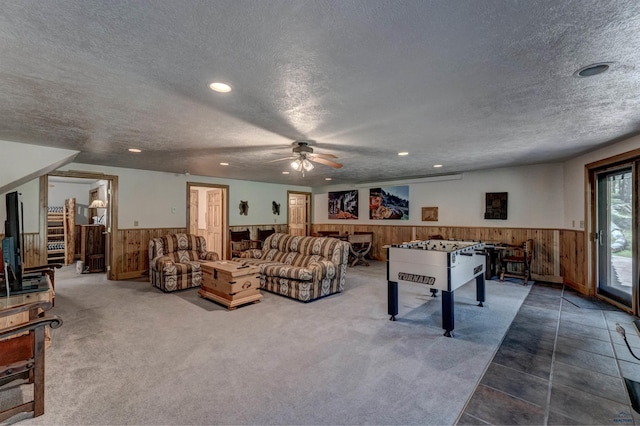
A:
[[0, 301, 62, 422], [229, 228, 252, 258], [354, 231, 374, 259], [348, 233, 373, 267], [256, 228, 276, 249], [317, 230, 340, 237], [499, 239, 534, 285]]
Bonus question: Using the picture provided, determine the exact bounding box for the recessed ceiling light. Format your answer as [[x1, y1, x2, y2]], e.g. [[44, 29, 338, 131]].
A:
[[325, 178, 332, 181], [128, 148, 141, 153], [209, 82, 232, 93], [573, 63, 612, 78], [282, 171, 290, 174], [433, 164, 443, 168], [220, 162, 229, 166], [398, 152, 409, 156]]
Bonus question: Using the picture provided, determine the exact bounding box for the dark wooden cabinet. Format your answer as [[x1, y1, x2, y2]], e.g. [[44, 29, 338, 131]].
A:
[[80, 225, 105, 273]]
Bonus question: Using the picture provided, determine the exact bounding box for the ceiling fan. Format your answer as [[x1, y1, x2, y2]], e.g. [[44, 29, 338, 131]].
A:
[[273, 141, 342, 174]]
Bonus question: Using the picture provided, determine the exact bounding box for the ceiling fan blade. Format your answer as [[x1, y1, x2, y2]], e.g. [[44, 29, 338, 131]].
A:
[[309, 152, 338, 159], [268, 156, 296, 163], [311, 156, 343, 169]]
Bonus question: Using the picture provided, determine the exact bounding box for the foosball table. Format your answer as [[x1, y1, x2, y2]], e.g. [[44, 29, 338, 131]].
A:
[[387, 240, 486, 337]]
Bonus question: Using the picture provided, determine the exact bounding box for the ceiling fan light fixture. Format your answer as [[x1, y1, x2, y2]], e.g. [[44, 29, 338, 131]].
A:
[[302, 159, 314, 171], [291, 159, 302, 171], [209, 82, 232, 93]]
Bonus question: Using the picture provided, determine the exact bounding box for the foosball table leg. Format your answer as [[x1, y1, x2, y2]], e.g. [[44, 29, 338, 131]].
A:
[[476, 274, 486, 307], [388, 280, 398, 321], [442, 290, 454, 337]]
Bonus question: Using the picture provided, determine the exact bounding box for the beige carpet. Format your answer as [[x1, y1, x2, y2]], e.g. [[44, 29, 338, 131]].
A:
[[3, 261, 531, 425]]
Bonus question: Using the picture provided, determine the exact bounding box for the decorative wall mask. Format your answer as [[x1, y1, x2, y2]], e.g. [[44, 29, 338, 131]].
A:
[[272, 201, 280, 215], [239, 200, 249, 216]]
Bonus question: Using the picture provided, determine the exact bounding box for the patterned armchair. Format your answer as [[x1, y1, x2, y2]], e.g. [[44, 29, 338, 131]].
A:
[[149, 233, 219, 292], [239, 233, 349, 302]]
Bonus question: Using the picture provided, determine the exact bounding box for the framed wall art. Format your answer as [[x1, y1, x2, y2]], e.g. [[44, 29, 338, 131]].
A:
[[369, 186, 409, 220], [328, 190, 358, 219], [484, 192, 508, 220], [421, 207, 438, 221]]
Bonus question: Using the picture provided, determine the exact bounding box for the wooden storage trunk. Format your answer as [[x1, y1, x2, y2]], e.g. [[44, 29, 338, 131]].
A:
[[199, 261, 262, 310]]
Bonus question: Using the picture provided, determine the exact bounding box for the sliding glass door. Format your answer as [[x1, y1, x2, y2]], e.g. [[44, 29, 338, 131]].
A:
[[595, 165, 635, 308]]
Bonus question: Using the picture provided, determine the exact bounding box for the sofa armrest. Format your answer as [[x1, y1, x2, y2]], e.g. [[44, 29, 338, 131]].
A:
[[153, 256, 175, 272], [308, 260, 336, 281], [241, 249, 263, 259], [200, 251, 219, 261]]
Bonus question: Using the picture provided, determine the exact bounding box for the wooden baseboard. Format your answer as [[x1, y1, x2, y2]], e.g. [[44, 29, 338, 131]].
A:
[[117, 270, 146, 280], [532, 274, 563, 284], [563, 278, 588, 295]]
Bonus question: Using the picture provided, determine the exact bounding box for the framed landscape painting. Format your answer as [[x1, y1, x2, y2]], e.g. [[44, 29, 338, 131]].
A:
[[328, 190, 358, 219], [369, 186, 409, 220]]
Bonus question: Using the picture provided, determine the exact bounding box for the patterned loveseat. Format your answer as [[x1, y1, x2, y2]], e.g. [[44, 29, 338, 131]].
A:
[[239, 233, 349, 302], [149, 233, 219, 292]]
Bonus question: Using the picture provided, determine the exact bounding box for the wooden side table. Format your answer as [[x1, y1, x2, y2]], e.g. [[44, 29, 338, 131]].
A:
[[198, 261, 262, 310]]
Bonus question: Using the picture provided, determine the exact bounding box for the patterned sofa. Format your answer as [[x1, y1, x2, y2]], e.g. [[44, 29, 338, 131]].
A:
[[239, 233, 349, 302], [149, 233, 219, 292]]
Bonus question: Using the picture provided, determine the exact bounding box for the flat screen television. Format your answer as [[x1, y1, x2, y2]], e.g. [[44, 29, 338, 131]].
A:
[[3, 191, 23, 292]]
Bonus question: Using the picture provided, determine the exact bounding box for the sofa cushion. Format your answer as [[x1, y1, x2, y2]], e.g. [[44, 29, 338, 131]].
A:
[[261, 264, 313, 281], [163, 260, 201, 275], [173, 250, 199, 263], [261, 233, 343, 259]]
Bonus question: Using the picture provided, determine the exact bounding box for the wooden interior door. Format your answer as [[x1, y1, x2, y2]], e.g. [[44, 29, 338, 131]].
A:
[[206, 189, 223, 256], [288, 192, 310, 236], [103, 181, 112, 277], [189, 190, 198, 235]]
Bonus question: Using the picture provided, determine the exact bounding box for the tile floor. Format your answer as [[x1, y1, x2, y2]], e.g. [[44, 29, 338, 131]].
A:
[[458, 281, 640, 425]]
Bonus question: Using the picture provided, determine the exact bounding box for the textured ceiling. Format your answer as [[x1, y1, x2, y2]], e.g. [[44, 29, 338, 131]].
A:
[[2, 0, 640, 187]]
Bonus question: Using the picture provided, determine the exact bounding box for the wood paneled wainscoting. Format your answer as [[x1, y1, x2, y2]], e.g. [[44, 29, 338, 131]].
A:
[[312, 225, 588, 294], [228, 224, 289, 240], [559, 229, 588, 295], [114, 225, 288, 280], [11, 226, 588, 295], [113, 228, 186, 280], [0, 232, 44, 268]]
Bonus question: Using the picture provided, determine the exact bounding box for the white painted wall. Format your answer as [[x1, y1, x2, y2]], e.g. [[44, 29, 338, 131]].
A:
[[313, 164, 565, 228], [0, 139, 78, 194], [48, 181, 92, 224], [54, 163, 310, 228], [0, 179, 40, 233], [20, 145, 640, 234], [564, 135, 640, 230]]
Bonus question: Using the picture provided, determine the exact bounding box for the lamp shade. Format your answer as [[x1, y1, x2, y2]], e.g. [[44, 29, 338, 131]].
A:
[[89, 199, 106, 208]]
